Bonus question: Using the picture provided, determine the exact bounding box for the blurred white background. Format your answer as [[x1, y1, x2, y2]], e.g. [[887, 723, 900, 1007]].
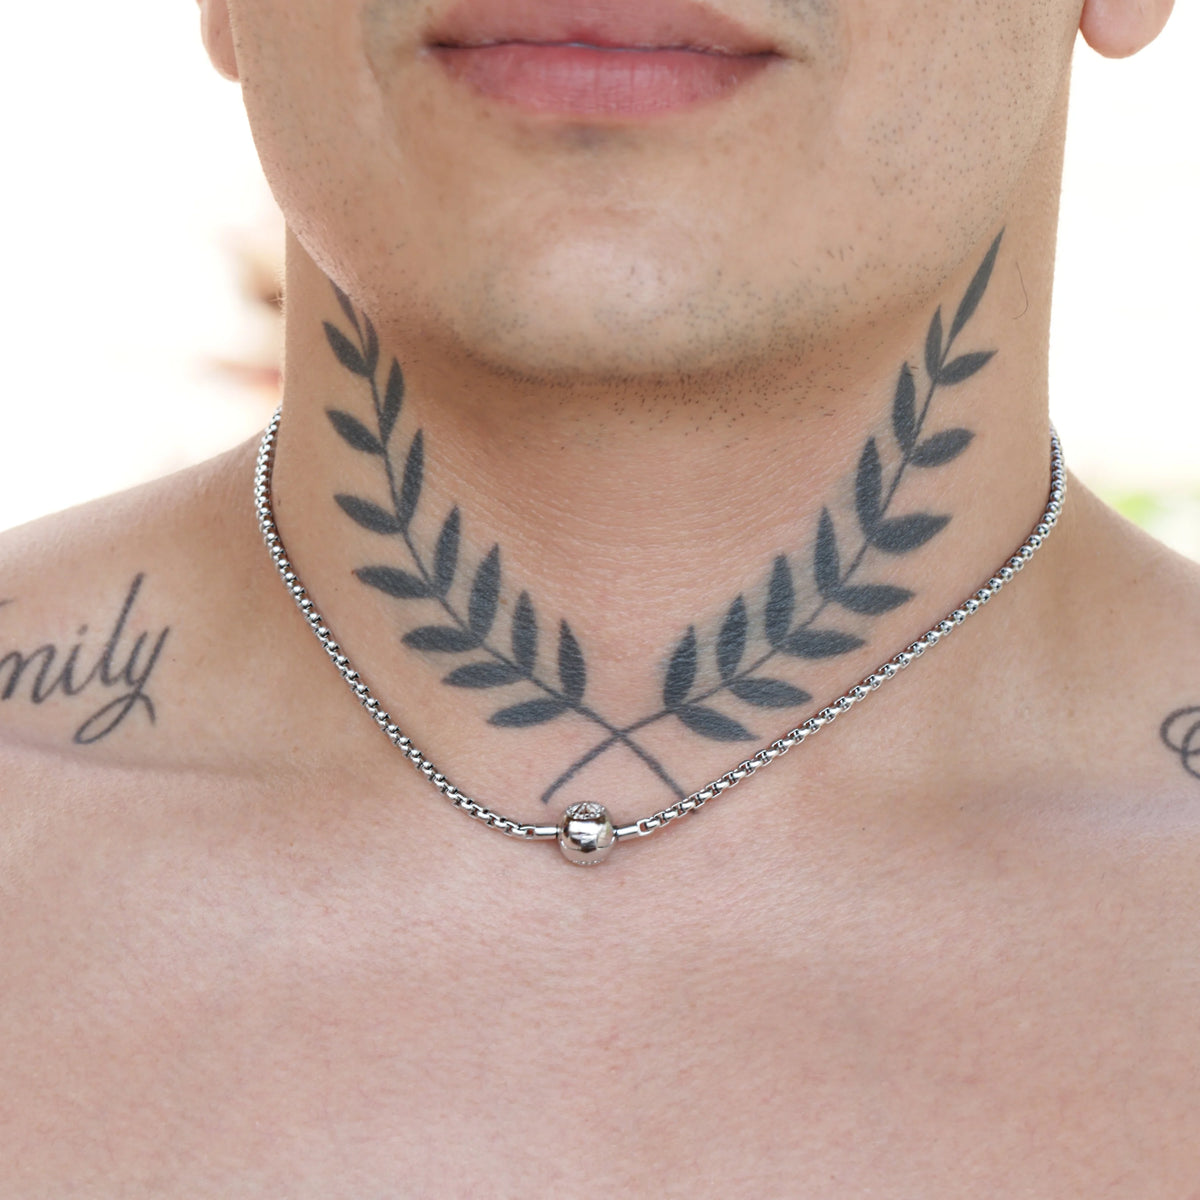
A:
[[1, 3, 1197, 557]]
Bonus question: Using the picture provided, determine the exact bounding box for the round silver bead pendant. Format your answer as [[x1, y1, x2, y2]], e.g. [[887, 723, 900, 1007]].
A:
[[557, 802, 616, 865]]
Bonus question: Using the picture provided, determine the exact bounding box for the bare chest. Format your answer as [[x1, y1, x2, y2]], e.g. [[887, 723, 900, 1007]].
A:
[[4, 793, 1200, 1198]]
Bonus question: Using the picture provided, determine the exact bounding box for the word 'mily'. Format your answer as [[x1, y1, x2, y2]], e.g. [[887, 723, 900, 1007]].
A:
[[0, 574, 170, 744]]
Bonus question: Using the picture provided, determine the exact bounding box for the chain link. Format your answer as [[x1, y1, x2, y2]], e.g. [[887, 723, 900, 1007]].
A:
[[257, 408, 1065, 850]]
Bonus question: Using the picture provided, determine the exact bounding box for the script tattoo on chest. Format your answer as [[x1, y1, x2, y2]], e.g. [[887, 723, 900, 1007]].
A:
[[1161, 708, 1200, 781], [322, 234, 1002, 803], [0, 574, 170, 744]]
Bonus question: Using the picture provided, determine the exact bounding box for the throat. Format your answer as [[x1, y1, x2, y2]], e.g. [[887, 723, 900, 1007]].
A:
[[258, 232, 1061, 839]]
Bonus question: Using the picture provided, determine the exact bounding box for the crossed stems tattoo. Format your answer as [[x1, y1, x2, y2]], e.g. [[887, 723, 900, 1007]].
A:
[[325, 233, 1002, 804]]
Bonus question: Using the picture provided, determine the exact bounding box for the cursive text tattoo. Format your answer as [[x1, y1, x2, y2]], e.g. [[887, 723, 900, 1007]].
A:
[[0, 574, 171, 744], [1161, 707, 1200, 781], [324, 233, 1003, 803]]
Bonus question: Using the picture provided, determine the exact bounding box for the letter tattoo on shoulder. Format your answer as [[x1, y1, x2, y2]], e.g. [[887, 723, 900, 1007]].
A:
[[321, 233, 1003, 805], [1161, 707, 1200, 782], [0, 574, 171, 744]]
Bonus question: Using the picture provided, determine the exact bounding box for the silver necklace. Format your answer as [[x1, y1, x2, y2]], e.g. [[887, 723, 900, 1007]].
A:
[[255, 408, 1065, 866]]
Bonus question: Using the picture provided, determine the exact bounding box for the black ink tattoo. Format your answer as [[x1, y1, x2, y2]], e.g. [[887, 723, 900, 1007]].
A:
[[1161, 707, 1200, 781], [0, 574, 170, 744], [324, 232, 1002, 802], [542, 233, 1000, 799], [322, 294, 686, 797]]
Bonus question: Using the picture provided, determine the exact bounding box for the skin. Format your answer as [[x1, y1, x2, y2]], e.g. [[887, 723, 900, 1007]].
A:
[[2, 0, 1199, 1195]]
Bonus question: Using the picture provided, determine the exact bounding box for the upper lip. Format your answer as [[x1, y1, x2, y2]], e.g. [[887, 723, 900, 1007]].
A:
[[426, 0, 779, 55]]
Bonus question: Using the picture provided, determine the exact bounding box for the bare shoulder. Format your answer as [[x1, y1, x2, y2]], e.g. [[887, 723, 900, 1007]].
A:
[[1054, 483, 1200, 791], [1126, 520, 1200, 789], [0, 440, 315, 994], [0, 440, 265, 763]]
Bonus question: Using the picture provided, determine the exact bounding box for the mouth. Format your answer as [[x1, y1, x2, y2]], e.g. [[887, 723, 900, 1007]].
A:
[[425, 0, 782, 116]]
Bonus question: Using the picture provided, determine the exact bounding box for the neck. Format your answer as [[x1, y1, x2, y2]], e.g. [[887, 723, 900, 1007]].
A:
[[268, 220, 1061, 828]]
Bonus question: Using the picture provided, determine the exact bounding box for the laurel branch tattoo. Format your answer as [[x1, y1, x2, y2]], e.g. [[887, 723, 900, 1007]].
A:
[[322, 288, 687, 798], [324, 231, 1002, 803]]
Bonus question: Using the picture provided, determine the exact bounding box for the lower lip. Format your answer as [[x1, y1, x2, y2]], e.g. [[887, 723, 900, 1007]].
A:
[[429, 43, 774, 116]]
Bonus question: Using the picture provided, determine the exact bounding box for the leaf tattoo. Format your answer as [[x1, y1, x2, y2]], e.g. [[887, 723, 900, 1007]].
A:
[[511, 592, 537, 671], [892, 364, 917, 453], [544, 230, 1002, 767], [910, 428, 973, 468], [327, 409, 382, 456], [675, 705, 753, 742], [332, 282, 361, 336], [814, 510, 841, 597], [403, 626, 479, 653], [321, 285, 686, 798], [433, 508, 461, 597], [381, 359, 404, 445], [948, 231, 1002, 344], [784, 628, 865, 659], [445, 661, 523, 689], [557, 622, 587, 704], [356, 565, 429, 599], [765, 556, 795, 649], [717, 597, 748, 683], [397, 431, 424, 532], [728, 678, 811, 708], [663, 627, 698, 710], [467, 546, 501, 639], [324, 323, 370, 378], [335, 494, 403, 535], [925, 306, 945, 382], [322, 226, 1004, 795], [491, 698, 570, 729], [938, 351, 994, 386], [855, 438, 884, 535]]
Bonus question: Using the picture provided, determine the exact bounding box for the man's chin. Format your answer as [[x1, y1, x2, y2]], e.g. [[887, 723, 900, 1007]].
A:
[[423, 269, 784, 386], [434, 306, 768, 387]]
